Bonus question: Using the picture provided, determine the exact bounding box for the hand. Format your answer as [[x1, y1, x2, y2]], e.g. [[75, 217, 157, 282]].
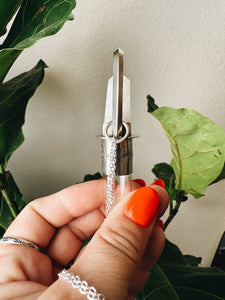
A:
[[0, 179, 169, 299]]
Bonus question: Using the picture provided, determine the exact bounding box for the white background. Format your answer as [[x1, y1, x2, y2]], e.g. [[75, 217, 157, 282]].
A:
[[5, 0, 225, 266]]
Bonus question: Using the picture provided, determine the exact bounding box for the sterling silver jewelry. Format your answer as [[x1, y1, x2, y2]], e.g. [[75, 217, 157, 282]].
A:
[[0, 237, 41, 252], [105, 136, 117, 217], [58, 269, 105, 300]]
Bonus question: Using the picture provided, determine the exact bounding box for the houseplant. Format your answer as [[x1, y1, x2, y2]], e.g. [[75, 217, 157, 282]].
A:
[[135, 96, 225, 299], [0, 0, 76, 236]]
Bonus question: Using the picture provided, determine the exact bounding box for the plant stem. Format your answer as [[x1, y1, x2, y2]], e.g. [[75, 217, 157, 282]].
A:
[[1, 188, 18, 219], [169, 194, 174, 214], [163, 201, 181, 231]]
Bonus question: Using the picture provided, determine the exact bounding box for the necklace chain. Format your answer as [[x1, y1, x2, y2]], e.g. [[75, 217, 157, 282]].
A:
[[105, 137, 117, 217]]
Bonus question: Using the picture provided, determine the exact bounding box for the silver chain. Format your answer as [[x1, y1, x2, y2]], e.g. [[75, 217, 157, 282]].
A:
[[58, 269, 105, 300], [105, 137, 117, 217]]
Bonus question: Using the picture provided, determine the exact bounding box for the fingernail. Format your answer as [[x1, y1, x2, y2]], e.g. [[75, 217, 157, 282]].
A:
[[124, 187, 160, 227], [132, 179, 146, 187], [156, 219, 163, 229], [150, 179, 165, 188]]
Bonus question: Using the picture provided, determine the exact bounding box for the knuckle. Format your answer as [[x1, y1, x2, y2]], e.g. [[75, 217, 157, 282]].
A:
[[98, 224, 142, 266]]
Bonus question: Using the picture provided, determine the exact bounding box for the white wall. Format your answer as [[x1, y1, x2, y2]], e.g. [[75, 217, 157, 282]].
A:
[[6, 0, 225, 266]]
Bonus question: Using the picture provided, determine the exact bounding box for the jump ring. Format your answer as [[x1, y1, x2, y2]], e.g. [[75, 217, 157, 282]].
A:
[[103, 121, 130, 144]]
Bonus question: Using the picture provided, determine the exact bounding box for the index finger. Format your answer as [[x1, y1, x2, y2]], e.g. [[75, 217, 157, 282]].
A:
[[5, 180, 106, 249]]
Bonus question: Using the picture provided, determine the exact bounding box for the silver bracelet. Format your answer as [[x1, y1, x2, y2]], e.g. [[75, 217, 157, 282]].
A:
[[0, 237, 41, 252], [58, 269, 105, 300]]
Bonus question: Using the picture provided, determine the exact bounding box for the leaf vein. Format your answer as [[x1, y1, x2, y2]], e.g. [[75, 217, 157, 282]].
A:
[[151, 264, 180, 299], [10, 0, 74, 48]]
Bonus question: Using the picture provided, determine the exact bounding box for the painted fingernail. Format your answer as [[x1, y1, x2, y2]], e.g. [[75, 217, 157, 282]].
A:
[[124, 187, 160, 227], [156, 219, 163, 229], [132, 179, 146, 187], [150, 179, 165, 188]]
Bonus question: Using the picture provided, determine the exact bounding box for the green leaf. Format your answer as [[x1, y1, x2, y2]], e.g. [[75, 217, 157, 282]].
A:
[[0, 60, 47, 167], [151, 107, 225, 198], [136, 240, 225, 300], [2, 0, 76, 49], [0, 0, 23, 36], [0, 49, 22, 84], [0, 0, 76, 82], [183, 255, 202, 267], [211, 163, 225, 185], [147, 95, 159, 113], [6, 172, 25, 212], [152, 163, 177, 201], [83, 172, 102, 182], [0, 171, 25, 236]]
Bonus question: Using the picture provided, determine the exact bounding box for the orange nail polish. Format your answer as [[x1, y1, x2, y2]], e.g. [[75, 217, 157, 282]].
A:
[[132, 179, 146, 187], [124, 187, 160, 227], [156, 219, 163, 229], [150, 179, 165, 188]]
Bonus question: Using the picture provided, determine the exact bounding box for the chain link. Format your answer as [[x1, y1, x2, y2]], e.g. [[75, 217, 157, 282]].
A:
[[105, 137, 117, 217], [58, 269, 105, 300]]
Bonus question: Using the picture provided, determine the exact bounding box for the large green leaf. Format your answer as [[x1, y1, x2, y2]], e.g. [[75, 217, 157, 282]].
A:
[[0, 0, 76, 82], [0, 171, 25, 237], [0, 59, 47, 167], [0, 0, 23, 36], [150, 106, 225, 198], [136, 240, 225, 300]]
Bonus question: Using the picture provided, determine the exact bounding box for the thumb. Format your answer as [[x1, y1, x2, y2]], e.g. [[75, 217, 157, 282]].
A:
[[70, 184, 168, 299]]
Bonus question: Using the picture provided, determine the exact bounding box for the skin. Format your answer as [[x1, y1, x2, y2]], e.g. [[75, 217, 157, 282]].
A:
[[0, 179, 169, 299]]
